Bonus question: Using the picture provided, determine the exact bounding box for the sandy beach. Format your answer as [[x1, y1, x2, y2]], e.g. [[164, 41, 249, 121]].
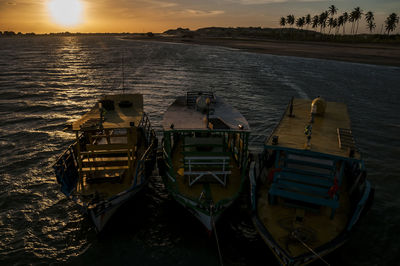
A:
[[129, 36, 400, 67]]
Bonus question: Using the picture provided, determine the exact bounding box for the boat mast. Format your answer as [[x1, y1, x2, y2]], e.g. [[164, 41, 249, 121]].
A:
[[122, 52, 125, 94]]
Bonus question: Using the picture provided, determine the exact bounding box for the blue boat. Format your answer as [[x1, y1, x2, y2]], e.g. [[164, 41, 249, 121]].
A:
[[250, 97, 374, 265]]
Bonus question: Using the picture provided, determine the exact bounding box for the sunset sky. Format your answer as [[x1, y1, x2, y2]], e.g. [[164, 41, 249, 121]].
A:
[[0, 0, 399, 34]]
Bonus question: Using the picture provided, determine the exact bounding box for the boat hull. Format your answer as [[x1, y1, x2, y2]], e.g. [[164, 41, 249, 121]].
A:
[[88, 183, 145, 231], [174, 192, 226, 232], [250, 161, 374, 265]]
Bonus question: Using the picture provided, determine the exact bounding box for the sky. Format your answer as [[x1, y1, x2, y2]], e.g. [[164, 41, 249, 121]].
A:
[[0, 0, 399, 33]]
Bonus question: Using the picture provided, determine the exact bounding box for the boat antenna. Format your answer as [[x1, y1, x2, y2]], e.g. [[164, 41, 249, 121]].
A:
[[210, 203, 224, 266], [122, 51, 125, 94]]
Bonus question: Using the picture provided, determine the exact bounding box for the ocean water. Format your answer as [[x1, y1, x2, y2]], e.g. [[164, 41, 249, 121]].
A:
[[0, 36, 399, 265]]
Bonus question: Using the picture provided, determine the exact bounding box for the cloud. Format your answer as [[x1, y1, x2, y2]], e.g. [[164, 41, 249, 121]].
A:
[[183, 9, 225, 16], [146, 0, 177, 8], [230, 0, 327, 4], [7, 2, 17, 5], [235, 0, 287, 3]]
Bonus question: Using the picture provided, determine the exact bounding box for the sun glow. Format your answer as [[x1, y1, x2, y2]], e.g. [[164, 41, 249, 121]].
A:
[[48, 0, 83, 27]]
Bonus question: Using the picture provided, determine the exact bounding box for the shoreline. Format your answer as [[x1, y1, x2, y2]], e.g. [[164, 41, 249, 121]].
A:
[[126, 36, 400, 67]]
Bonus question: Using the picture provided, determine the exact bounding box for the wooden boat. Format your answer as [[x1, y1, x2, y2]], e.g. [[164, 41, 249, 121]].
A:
[[158, 91, 250, 232], [54, 94, 157, 231], [250, 97, 374, 265]]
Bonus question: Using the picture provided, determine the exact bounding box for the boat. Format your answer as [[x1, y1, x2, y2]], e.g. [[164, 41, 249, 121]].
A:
[[250, 97, 374, 265], [53, 94, 157, 231], [158, 91, 250, 232]]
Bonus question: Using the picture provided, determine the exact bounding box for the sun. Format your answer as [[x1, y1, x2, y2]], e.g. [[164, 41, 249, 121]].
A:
[[48, 0, 83, 27]]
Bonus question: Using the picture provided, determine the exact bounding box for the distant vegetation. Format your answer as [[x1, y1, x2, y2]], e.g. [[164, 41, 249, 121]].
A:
[[0, 31, 36, 37], [160, 6, 400, 43], [279, 5, 399, 36], [163, 26, 400, 44]]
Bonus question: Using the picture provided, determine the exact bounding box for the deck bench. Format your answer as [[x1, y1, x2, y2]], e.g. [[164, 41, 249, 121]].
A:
[[269, 151, 341, 218]]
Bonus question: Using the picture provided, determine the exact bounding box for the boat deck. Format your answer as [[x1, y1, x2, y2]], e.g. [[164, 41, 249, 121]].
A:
[[75, 133, 147, 203], [171, 139, 242, 204], [266, 98, 360, 159], [162, 94, 250, 131], [256, 167, 351, 257]]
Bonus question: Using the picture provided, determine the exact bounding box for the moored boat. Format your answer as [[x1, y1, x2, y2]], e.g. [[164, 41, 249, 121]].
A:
[[158, 91, 250, 231], [54, 94, 157, 231], [250, 97, 374, 265]]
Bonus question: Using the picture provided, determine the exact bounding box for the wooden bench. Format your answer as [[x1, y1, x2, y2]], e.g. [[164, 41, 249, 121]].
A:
[[79, 143, 136, 182]]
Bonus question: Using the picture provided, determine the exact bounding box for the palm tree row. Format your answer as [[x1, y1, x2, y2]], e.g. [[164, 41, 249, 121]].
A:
[[279, 5, 399, 35]]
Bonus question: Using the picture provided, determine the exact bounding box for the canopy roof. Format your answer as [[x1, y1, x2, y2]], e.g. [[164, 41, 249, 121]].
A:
[[72, 94, 143, 131], [162, 92, 249, 132]]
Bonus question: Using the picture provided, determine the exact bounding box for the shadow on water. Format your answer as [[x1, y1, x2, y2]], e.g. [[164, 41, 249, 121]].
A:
[[66, 176, 277, 266]]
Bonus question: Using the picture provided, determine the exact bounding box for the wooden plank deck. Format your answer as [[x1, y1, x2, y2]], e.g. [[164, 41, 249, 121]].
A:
[[75, 139, 146, 203], [266, 98, 360, 159]]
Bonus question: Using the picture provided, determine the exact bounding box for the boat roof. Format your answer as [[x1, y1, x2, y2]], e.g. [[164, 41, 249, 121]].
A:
[[265, 98, 361, 160], [162, 92, 250, 132], [72, 94, 143, 131]]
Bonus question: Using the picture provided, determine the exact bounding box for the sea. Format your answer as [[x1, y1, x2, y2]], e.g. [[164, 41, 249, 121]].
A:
[[0, 36, 399, 266]]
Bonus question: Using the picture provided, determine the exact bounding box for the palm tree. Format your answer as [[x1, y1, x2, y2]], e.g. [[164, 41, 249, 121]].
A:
[[280, 17, 286, 28], [365, 11, 376, 33], [365, 11, 374, 23], [328, 5, 338, 17], [319, 11, 329, 33], [312, 15, 319, 32], [286, 14, 295, 28], [349, 14, 355, 34], [332, 18, 338, 35], [351, 7, 363, 35], [328, 17, 335, 34], [296, 17, 305, 30], [342, 12, 349, 35], [385, 13, 400, 35], [305, 14, 311, 30], [337, 16, 344, 35], [367, 21, 376, 33]]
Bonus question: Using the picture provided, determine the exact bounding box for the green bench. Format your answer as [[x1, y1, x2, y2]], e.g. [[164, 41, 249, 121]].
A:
[[269, 151, 343, 218]]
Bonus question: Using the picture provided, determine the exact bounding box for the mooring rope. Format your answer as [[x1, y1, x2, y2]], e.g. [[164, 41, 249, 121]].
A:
[[291, 231, 330, 266], [210, 204, 224, 266]]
